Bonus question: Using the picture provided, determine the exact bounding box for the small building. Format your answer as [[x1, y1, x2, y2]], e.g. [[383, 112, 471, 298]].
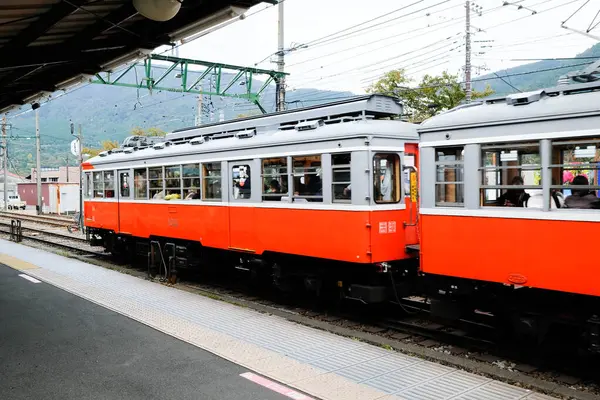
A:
[[28, 166, 80, 184], [18, 182, 80, 214], [0, 169, 29, 198]]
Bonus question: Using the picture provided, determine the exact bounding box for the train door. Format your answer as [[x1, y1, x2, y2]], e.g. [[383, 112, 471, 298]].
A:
[[117, 169, 132, 234], [228, 161, 257, 252], [403, 144, 419, 247]]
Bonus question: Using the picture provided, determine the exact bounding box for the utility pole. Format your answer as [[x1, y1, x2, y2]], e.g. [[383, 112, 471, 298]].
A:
[[72, 123, 83, 231], [465, 0, 472, 103], [195, 85, 203, 126], [275, 0, 286, 111], [2, 114, 7, 211], [66, 154, 69, 183], [34, 104, 42, 215]]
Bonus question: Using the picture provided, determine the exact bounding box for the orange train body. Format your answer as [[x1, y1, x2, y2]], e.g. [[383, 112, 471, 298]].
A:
[[85, 201, 418, 264]]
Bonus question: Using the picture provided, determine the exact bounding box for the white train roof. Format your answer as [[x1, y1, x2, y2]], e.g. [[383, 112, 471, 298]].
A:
[[418, 81, 600, 132], [88, 117, 418, 167]]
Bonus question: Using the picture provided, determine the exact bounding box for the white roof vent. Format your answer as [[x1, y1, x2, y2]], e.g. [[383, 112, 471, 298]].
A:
[[295, 119, 324, 131], [98, 151, 108, 157], [124, 148, 134, 154], [153, 141, 172, 150], [235, 129, 256, 139], [506, 90, 545, 106], [190, 137, 205, 145]]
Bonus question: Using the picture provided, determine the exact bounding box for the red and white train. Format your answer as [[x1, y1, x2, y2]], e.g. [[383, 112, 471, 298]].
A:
[[84, 80, 600, 351]]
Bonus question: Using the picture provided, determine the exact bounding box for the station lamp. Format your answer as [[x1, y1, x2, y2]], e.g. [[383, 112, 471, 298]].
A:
[[133, 0, 182, 22]]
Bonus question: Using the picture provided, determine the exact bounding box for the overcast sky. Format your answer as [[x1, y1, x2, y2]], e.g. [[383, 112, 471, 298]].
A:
[[155, 0, 599, 95]]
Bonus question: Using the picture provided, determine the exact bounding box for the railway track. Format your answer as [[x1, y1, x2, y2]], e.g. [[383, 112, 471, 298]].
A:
[[0, 211, 73, 227], [0, 221, 87, 243], [1, 227, 598, 397]]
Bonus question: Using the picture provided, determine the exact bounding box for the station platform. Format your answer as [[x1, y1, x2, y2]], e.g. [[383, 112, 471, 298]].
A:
[[0, 239, 555, 400]]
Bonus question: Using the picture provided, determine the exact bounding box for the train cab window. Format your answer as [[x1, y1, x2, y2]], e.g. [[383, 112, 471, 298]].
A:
[[104, 171, 115, 199], [435, 147, 464, 207], [84, 173, 92, 199], [480, 143, 540, 207], [92, 171, 103, 198], [262, 157, 288, 201], [332, 153, 351, 203], [202, 162, 221, 200], [182, 164, 200, 200], [134, 168, 148, 200], [232, 165, 251, 200], [165, 165, 182, 200], [148, 167, 164, 199], [292, 155, 323, 202], [550, 138, 600, 210], [373, 153, 400, 203]]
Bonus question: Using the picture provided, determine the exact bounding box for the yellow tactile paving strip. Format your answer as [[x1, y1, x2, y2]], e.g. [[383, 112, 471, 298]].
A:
[[0, 253, 40, 270]]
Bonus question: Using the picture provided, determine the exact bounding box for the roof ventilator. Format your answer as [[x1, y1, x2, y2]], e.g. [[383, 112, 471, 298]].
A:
[[506, 90, 545, 106], [295, 119, 324, 131], [153, 141, 172, 150], [235, 129, 256, 139], [190, 137, 205, 145], [124, 148, 134, 154], [98, 151, 109, 157]]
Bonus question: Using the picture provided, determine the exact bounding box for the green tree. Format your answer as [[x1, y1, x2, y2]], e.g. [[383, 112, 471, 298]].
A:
[[366, 69, 494, 123], [83, 140, 119, 157]]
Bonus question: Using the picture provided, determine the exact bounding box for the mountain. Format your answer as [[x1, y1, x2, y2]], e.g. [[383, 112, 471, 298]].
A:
[[5, 42, 599, 174], [472, 42, 600, 95]]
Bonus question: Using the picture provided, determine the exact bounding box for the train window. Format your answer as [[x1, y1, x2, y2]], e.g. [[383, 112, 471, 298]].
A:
[[232, 165, 251, 200], [202, 162, 221, 200], [332, 153, 351, 203], [550, 138, 600, 210], [92, 171, 103, 198], [119, 171, 130, 198], [373, 153, 400, 204], [104, 171, 115, 199], [262, 157, 288, 201], [435, 147, 464, 207], [165, 165, 182, 200], [292, 155, 323, 202], [480, 143, 540, 207], [134, 168, 148, 200], [84, 173, 92, 199], [148, 167, 164, 199], [182, 164, 200, 200]]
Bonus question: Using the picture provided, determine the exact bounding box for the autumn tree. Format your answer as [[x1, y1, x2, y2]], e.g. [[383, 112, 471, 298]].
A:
[[130, 126, 167, 137], [366, 69, 494, 123], [82, 140, 119, 157]]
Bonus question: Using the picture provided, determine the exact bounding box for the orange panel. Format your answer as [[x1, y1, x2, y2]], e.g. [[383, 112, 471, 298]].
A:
[[421, 215, 600, 297], [84, 201, 119, 231], [229, 206, 258, 252], [370, 210, 409, 262]]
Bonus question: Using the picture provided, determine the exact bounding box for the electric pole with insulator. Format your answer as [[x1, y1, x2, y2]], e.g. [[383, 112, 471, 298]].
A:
[[465, 0, 472, 103], [275, 0, 286, 111]]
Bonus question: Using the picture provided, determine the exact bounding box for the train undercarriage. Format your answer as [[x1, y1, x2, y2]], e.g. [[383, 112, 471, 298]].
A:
[[88, 227, 599, 355]]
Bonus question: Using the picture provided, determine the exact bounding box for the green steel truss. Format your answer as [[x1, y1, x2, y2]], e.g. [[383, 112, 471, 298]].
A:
[[91, 54, 287, 114]]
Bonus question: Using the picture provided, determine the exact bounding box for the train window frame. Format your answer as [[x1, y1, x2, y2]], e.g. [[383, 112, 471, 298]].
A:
[[134, 168, 148, 200], [261, 157, 288, 202], [373, 153, 401, 204], [92, 171, 104, 198], [231, 163, 252, 201], [84, 172, 92, 199], [148, 166, 164, 200], [202, 162, 222, 201], [479, 142, 542, 207], [164, 165, 182, 200], [104, 170, 115, 199], [435, 147, 464, 207], [291, 155, 323, 203], [182, 163, 200, 201], [550, 138, 600, 210], [119, 171, 131, 199], [332, 153, 351, 203]]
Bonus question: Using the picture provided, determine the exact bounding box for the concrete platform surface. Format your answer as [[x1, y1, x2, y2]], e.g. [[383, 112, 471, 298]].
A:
[[0, 239, 558, 400], [0, 264, 302, 400]]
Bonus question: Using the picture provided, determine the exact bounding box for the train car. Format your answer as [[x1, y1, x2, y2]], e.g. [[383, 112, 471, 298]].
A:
[[83, 95, 421, 303], [418, 80, 600, 351]]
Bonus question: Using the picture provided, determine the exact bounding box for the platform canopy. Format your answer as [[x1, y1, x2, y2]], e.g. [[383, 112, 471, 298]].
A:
[[0, 0, 272, 113]]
